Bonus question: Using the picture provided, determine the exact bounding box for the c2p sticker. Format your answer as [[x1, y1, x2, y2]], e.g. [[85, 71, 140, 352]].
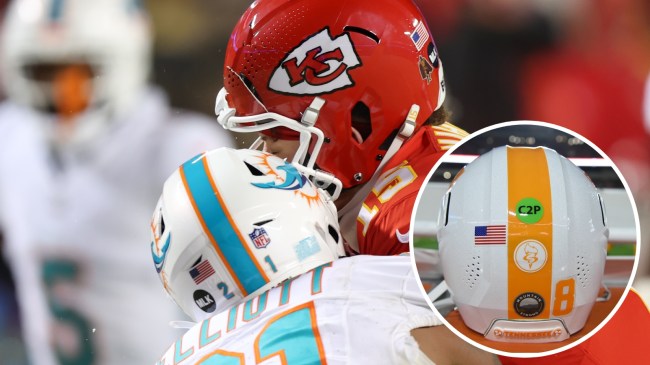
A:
[[515, 197, 544, 224]]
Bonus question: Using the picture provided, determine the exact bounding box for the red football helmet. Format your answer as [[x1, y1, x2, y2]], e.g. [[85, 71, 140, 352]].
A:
[[215, 0, 445, 188]]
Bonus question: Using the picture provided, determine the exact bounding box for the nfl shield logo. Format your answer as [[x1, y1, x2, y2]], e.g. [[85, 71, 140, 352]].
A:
[[249, 227, 271, 249]]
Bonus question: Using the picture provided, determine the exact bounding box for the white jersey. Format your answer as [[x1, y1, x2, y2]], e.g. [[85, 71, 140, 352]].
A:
[[0, 87, 233, 365], [156, 255, 441, 365]]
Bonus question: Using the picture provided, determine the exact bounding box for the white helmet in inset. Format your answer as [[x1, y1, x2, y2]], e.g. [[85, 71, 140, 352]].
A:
[[0, 0, 151, 145], [438, 146, 608, 343], [150, 148, 343, 322]]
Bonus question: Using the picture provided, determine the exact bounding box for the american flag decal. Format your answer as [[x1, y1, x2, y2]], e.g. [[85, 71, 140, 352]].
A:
[[410, 21, 429, 51], [474, 225, 506, 245], [189, 259, 215, 284]]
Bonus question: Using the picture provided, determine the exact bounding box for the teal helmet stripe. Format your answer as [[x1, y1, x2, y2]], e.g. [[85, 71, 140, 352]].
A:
[[181, 157, 267, 295]]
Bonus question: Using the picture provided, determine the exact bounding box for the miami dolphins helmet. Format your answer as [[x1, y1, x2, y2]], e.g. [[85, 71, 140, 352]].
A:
[[150, 148, 343, 321]]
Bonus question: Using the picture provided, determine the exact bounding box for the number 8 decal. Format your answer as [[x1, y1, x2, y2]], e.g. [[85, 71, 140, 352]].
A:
[[552, 278, 575, 316]]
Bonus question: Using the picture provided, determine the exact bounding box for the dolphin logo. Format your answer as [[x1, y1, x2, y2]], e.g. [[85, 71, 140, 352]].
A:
[[151, 234, 171, 273], [252, 162, 308, 191]]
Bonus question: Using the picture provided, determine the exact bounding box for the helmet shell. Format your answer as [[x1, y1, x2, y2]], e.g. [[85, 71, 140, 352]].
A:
[[222, 0, 445, 187], [438, 146, 608, 342], [151, 148, 343, 321]]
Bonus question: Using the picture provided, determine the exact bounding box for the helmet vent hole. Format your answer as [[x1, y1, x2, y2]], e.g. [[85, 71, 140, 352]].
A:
[[245, 161, 265, 176], [253, 219, 274, 226], [597, 193, 606, 227], [576, 255, 590, 288], [328, 224, 340, 244], [351, 102, 372, 143], [444, 193, 451, 226], [160, 212, 166, 235], [343, 26, 379, 44], [239, 73, 264, 104], [464, 255, 482, 289]]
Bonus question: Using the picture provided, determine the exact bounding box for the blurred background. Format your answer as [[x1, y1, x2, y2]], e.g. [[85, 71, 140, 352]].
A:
[[0, 0, 648, 364]]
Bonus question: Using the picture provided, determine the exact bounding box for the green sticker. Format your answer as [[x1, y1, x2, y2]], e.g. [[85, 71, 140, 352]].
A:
[[515, 198, 544, 224]]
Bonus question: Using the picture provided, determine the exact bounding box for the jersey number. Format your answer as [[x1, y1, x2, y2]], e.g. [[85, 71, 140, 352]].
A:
[[198, 303, 326, 364], [42, 259, 96, 365], [358, 162, 417, 236], [552, 278, 575, 316]]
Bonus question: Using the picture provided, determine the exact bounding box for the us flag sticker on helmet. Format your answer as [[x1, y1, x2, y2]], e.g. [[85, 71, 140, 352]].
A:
[[410, 20, 429, 51], [474, 225, 507, 245], [189, 258, 216, 285], [269, 27, 361, 95]]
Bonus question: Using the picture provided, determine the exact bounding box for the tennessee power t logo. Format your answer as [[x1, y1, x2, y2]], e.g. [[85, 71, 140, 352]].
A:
[[269, 27, 361, 95]]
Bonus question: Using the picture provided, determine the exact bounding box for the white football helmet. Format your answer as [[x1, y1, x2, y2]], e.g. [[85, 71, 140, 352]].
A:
[[438, 146, 608, 343], [0, 0, 151, 145], [150, 148, 344, 322]]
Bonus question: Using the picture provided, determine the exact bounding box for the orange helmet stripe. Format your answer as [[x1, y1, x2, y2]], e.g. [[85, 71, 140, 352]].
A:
[[507, 147, 554, 320]]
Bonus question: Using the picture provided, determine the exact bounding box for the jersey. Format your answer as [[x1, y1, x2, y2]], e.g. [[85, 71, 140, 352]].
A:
[[338, 122, 468, 255], [0, 87, 234, 365], [155, 255, 441, 365]]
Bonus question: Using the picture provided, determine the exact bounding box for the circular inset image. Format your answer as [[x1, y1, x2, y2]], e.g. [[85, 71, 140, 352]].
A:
[[410, 121, 641, 357]]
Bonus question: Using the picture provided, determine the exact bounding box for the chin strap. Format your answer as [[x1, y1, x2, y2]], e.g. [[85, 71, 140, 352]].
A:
[[336, 105, 421, 252], [376, 104, 419, 173], [427, 279, 456, 316], [428, 279, 448, 303], [296, 97, 325, 168]]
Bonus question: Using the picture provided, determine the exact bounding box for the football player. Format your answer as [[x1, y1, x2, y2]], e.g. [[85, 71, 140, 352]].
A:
[[0, 0, 233, 364], [151, 147, 499, 365], [214, 0, 469, 255]]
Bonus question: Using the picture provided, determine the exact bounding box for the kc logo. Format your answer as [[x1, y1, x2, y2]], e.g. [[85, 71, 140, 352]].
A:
[[284, 47, 346, 87], [269, 27, 361, 95]]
